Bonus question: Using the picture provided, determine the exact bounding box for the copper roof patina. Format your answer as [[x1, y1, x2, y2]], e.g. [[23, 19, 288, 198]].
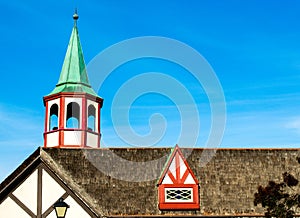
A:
[[48, 12, 98, 97]]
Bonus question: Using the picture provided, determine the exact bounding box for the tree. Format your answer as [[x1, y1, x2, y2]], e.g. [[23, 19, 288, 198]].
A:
[[254, 158, 300, 218]]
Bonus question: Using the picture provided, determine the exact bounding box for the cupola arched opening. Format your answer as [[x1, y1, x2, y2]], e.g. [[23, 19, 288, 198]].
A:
[[87, 105, 96, 132], [49, 104, 59, 130], [66, 102, 80, 128]]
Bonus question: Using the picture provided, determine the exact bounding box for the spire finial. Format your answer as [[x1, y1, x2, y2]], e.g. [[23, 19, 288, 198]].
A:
[[73, 8, 79, 21]]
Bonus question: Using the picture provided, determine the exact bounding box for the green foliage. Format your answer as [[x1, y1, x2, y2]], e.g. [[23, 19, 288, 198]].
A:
[[254, 163, 300, 218]]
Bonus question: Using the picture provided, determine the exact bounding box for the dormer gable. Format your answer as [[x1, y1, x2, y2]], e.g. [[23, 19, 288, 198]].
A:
[[158, 145, 199, 210]]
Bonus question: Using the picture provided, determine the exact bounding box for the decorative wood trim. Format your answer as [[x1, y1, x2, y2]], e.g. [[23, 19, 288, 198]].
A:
[[158, 145, 198, 185], [44, 101, 49, 147], [181, 169, 190, 184], [44, 128, 101, 134], [98, 101, 101, 147], [37, 167, 42, 217], [158, 145, 200, 210], [167, 171, 176, 184], [82, 97, 87, 147], [58, 97, 65, 146], [9, 193, 36, 217], [158, 184, 199, 210], [40, 162, 99, 217], [98, 101, 101, 134], [60, 97, 65, 128], [0, 155, 99, 218], [175, 153, 180, 182], [44, 129, 100, 148], [44, 92, 103, 104], [0, 153, 41, 204], [43, 86, 103, 148]]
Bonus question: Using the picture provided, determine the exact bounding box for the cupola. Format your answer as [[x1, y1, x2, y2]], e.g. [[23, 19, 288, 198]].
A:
[[43, 11, 103, 148]]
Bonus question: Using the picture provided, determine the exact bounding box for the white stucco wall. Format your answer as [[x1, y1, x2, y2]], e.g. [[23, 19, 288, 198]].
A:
[[0, 197, 31, 218], [42, 169, 66, 213], [0, 166, 94, 217], [13, 169, 38, 214]]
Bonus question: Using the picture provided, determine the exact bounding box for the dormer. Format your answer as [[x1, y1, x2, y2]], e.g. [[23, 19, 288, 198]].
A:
[[158, 145, 199, 210]]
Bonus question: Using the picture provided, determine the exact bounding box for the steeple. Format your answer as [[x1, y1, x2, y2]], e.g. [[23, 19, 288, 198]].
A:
[[43, 12, 103, 148], [49, 10, 97, 97]]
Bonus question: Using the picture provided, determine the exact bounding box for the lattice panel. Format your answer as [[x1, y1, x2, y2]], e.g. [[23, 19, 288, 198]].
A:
[[165, 188, 193, 202]]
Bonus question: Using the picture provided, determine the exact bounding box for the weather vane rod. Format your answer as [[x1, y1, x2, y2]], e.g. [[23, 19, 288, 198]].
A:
[[73, 8, 79, 24]]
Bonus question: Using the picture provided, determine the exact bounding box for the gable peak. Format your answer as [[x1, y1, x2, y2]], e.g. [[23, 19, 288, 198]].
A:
[[158, 145, 198, 185]]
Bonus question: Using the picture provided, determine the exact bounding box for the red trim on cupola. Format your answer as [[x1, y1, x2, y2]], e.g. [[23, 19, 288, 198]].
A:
[[97, 102, 101, 147], [158, 145, 199, 210], [59, 97, 65, 146], [43, 92, 102, 148], [81, 97, 87, 146], [44, 101, 49, 147]]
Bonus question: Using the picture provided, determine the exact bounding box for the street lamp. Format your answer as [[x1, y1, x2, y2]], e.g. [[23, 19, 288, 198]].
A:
[[53, 198, 70, 218]]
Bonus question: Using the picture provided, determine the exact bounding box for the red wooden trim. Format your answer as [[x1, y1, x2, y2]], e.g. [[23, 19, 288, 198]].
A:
[[43, 92, 103, 148], [82, 98, 87, 130], [44, 101, 49, 132], [82, 97, 87, 147], [175, 152, 180, 181], [98, 102, 101, 133], [59, 97, 65, 129], [158, 185, 165, 205], [44, 130, 100, 148], [180, 159, 198, 184], [44, 92, 103, 103], [160, 184, 198, 188], [44, 129, 100, 135], [59, 97, 65, 146], [44, 101, 49, 147], [159, 202, 199, 210], [167, 170, 177, 184], [180, 169, 190, 184], [98, 102, 101, 148], [158, 184, 199, 210], [175, 145, 199, 184], [158, 145, 198, 185]]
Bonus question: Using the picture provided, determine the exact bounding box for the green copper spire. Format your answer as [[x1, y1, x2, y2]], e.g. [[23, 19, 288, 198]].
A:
[[49, 11, 98, 96]]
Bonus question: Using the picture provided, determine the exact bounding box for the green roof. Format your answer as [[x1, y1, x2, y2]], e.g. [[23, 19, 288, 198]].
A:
[[48, 13, 98, 96]]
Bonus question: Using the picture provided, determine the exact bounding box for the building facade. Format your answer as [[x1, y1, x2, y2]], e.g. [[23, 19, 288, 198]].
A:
[[1, 12, 299, 218]]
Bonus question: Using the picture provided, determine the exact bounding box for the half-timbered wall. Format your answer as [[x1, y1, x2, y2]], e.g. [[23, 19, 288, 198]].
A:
[[0, 163, 96, 218]]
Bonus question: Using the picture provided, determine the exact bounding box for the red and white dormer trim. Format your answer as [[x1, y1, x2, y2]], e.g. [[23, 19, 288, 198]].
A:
[[158, 145, 199, 210]]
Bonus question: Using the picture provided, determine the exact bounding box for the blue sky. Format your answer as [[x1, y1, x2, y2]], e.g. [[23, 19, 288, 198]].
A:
[[1, 0, 300, 181]]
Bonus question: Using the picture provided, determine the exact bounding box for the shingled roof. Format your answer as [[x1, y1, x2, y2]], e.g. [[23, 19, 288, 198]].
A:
[[1, 147, 300, 217]]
